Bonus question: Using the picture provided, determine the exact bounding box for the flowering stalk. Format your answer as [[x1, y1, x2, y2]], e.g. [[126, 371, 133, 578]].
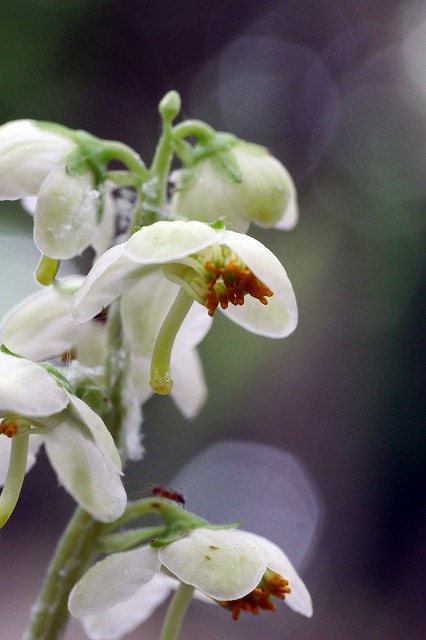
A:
[[159, 583, 195, 640], [25, 508, 104, 640]]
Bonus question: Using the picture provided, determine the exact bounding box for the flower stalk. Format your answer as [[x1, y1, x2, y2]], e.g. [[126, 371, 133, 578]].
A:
[[159, 582, 194, 640], [0, 432, 29, 528]]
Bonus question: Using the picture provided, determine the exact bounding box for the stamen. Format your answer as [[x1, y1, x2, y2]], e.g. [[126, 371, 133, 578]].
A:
[[219, 572, 290, 620], [0, 418, 19, 438]]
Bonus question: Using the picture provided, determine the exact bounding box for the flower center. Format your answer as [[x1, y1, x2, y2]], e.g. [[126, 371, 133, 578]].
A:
[[219, 571, 291, 620], [163, 244, 273, 317], [0, 417, 32, 438]]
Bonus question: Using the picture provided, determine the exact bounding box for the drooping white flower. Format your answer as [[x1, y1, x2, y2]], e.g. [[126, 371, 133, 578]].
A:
[[0, 274, 209, 461], [0, 119, 109, 261], [0, 351, 126, 524], [69, 527, 312, 640], [72, 220, 297, 397], [170, 141, 298, 233]]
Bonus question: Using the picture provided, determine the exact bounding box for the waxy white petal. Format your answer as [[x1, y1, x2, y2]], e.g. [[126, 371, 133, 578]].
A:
[[34, 166, 99, 259], [124, 220, 222, 264], [69, 546, 161, 616], [0, 120, 73, 199], [221, 230, 298, 337], [0, 353, 68, 417], [159, 528, 268, 600], [246, 533, 313, 617], [0, 277, 83, 361], [171, 349, 207, 419], [65, 393, 122, 472], [80, 574, 176, 640], [44, 419, 126, 522], [72, 244, 143, 323]]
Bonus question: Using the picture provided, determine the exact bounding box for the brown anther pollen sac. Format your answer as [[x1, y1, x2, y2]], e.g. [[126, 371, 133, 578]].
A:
[[203, 260, 273, 317], [219, 573, 290, 620], [0, 418, 19, 438]]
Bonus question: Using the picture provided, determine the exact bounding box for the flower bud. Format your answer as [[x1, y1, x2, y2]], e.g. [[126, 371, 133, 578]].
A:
[[170, 141, 298, 233], [34, 165, 99, 259], [0, 120, 73, 199]]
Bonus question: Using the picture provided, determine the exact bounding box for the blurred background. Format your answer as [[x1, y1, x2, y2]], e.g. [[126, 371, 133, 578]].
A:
[[0, 0, 425, 638]]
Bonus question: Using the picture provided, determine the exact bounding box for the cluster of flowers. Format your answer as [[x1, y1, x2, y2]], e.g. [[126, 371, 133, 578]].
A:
[[0, 104, 311, 640]]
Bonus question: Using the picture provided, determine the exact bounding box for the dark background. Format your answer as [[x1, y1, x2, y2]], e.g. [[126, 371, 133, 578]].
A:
[[0, 1, 425, 638]]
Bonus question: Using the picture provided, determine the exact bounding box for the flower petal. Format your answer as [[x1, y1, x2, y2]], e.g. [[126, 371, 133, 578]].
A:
[[65, 393, 122, 472], [79, 573, 176, 640], [34, 166, 99, 259], [220, 230, 298, 337], [243, 532, 313, 617], [44, 419, 126, 522], [0, 353, 68, 417], [0, 277, 83, 361], [158, 528, 268, 600], [124, 220, 223, 264], [170, 349, 207, 419], [0, 120, 73, 199], [72, 244, 142, 323], [68, 546, 161, 617]]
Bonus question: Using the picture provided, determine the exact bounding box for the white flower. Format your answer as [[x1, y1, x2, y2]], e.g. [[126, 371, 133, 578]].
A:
[[170, 141, 298, 233], [0, 276, 106, 367], [72, 220, 297, 396], [0, 351, 126, 523], [69, 527, 312, 640], [0, 119, 105, 260], [0, 275, 209, 461]]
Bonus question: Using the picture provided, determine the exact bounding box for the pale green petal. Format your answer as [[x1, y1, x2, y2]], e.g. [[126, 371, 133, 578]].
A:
[[80, 573, 176, 640], [72, 244, 143, 323], [34, 166, 99, 259], [65, 393, 122, 472], [0, 353, 68, 417], [74, 320, 107, 368], [274, 186, 299, 230], [121, 272, 179, 358], [220, 230, 298, 337], [158, 528, 267, 600], [124, 220, 222, 264], [69, 546, 160, 616], [44, 419, 126, 522], [171, 348, 207, 419], [91, 181, 116, 259], [0, 120, 73, 200], [243, 532, 313, 617], [0, 277, 83, 361]]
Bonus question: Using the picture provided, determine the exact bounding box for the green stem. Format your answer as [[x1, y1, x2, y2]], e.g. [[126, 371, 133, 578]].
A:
[[101, 141, 149, 178], [172, 119, 215, 144], [159, 583, 194, 640], [132, 93, 179, 228], [150, 288, 194, 395], [0, 433, 29, 528], [25, 508, 104, 640]]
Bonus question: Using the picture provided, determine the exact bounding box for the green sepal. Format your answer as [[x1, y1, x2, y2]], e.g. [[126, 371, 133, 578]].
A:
[[208, 219, 226, 230], [75, 382, 112, 420], [40, 363, 75, 394], [209, 149, 242, 184], [0, 344, 24, 359], [98, 526, 165, 553]]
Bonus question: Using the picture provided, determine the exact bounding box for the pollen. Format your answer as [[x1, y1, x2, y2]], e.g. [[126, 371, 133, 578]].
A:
[[219, 572, 291, 620], [0, 418, 19, 438], [203, 259, 273, 317]]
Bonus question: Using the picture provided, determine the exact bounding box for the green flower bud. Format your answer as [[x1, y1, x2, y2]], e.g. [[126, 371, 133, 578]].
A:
[[170, 141, 298, 233]]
